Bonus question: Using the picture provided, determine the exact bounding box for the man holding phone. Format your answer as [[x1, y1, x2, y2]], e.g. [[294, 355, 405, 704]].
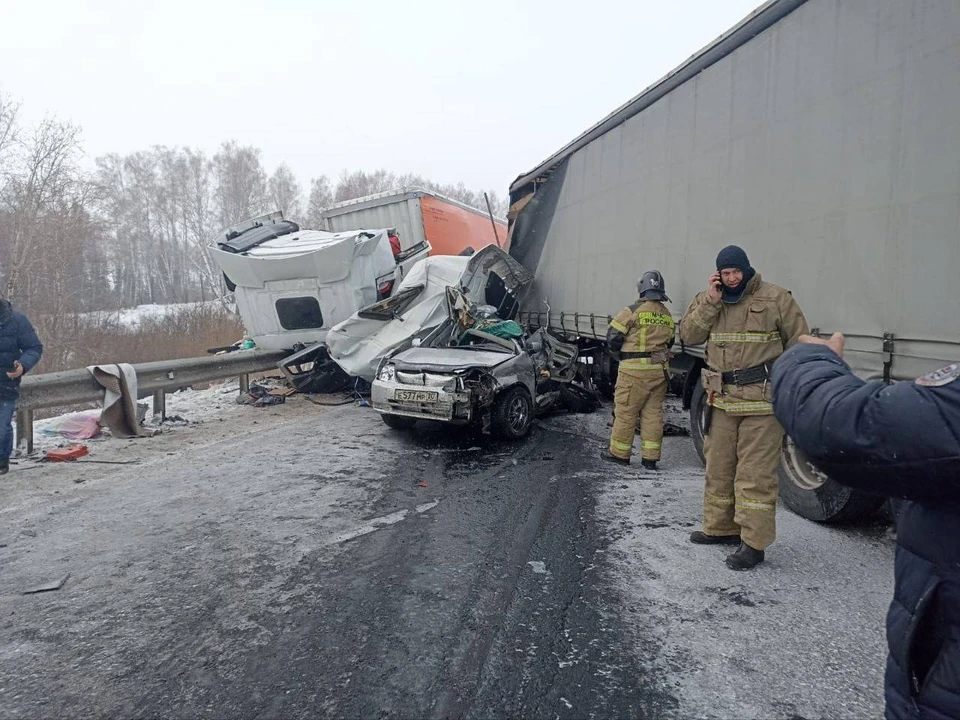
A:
[[679, 246, 808, 569], [0, 294, 43, 475]]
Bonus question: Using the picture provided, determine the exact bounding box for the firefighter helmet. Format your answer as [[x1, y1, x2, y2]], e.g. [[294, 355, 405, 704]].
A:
[[637, 270, 670, 302]]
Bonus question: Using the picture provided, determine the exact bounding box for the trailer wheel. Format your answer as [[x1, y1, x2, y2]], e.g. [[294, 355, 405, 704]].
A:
[[380, 413, 417, 431], [690, 376, 883, 524], [596, 353, 618, 400], [778, 436, 885, 523], [690, 377, 708, 464]]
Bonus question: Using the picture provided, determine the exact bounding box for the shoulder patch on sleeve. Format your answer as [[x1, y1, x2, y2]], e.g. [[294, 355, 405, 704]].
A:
[[915, 363, 960, 387]]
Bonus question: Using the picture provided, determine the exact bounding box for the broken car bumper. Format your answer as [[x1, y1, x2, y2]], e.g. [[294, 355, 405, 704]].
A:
[[372, 379, 474, 423]]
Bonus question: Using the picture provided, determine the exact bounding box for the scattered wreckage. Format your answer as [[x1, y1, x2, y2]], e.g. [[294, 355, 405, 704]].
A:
[[326, 245, 599, 438]]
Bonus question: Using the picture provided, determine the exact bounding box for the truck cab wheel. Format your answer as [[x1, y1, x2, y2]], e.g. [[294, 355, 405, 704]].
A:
[[493, 386, 534, 440], [380, 413, 417, 430]]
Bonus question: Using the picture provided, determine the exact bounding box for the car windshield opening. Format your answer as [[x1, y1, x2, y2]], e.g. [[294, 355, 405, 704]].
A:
[[358, 284, 425, 320]]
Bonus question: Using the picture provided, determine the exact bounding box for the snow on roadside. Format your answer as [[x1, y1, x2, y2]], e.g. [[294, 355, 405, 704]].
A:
[[26, 379, 248, 456], [570, 399, 890, 720]]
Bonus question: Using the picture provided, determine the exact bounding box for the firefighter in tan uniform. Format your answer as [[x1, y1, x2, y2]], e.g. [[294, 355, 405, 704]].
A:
[[602, 271, 675, 470], [679, 246, 808, 570]]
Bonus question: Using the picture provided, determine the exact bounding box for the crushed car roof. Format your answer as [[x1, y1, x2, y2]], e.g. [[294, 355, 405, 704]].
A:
[[326, 245, 533, 381]]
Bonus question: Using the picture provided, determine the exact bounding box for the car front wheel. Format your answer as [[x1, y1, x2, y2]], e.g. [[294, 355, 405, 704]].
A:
[[493, 386, 534, 440]]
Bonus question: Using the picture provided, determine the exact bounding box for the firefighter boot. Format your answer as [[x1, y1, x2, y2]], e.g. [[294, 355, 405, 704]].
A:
[[726, 542, 765, 570], [600, 450, 629, 466], [689, 531, 740, 545], [641, 459, 658, 471]]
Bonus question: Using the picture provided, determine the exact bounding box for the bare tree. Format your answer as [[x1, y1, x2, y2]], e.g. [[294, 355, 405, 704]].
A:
[[334, 169, 394, 202], [305, 175, 333, 228], [3, 116, 83, 299], [212, 141, 267, 228], [0, 92, 20, 177], [267, 163, 303, 220]]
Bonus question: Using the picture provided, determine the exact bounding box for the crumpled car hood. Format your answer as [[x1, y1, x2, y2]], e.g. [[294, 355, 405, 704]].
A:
[[391, 346, 515, 373]]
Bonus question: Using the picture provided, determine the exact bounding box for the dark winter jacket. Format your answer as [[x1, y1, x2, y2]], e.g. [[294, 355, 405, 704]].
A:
[[771, 344, 960, 720], [0, 300, 43, 400]]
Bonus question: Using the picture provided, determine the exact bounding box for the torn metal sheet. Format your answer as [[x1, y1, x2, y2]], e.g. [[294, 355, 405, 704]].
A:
[[23, 573, 70, 595]]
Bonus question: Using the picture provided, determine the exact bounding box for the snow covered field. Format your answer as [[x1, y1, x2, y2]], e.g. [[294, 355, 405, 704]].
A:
[[80, 301, 231, 329]]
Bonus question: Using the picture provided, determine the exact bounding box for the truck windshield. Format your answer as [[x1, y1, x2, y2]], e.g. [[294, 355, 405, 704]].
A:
[[357, 285, 425, 320]]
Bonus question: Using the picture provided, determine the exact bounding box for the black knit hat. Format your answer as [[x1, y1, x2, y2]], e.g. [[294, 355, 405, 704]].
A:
[[716, 245, 751, 272]]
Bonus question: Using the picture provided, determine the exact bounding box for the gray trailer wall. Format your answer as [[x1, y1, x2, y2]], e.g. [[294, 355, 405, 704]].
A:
[[514, 0, 960, 380]]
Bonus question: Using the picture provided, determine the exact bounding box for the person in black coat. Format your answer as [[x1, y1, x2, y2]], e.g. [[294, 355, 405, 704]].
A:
[[0, 296, 43, 474], [771, 332, 960, 720]]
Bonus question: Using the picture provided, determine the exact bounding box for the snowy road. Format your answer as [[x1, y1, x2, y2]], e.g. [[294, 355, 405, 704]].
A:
[[0, 393, 890, 719]]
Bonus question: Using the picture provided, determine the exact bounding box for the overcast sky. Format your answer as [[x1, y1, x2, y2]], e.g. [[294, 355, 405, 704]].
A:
[[1, 0, 761, 195]]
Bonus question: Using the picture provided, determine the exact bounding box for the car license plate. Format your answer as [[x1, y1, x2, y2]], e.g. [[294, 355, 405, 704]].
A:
[[394, 389, 439, 403]]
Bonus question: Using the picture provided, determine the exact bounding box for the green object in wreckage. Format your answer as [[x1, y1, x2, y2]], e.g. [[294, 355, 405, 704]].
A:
[[459, 320, 525, 344]]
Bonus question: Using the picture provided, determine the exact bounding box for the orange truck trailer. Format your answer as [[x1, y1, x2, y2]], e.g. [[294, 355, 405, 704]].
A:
[[320, 187, 508, 257]]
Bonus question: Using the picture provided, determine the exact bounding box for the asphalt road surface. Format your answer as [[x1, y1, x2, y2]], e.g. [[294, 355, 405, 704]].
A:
[[1, 393, 891, 719]]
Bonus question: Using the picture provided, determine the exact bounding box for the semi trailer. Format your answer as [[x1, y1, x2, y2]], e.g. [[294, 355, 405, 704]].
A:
[[321, 187, 508, 257], [506, 0, 960, 522]]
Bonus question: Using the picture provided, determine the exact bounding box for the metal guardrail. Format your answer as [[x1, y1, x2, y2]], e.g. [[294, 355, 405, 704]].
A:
[[15, 350, 288, 454]]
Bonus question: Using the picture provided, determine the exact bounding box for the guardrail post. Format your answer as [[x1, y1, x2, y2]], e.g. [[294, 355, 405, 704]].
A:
[[239, 373, 250, 395], [152, 389, 166, 421], [15, 408, 34, 455]]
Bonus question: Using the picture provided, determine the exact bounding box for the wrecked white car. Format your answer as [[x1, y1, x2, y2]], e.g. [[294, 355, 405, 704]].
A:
[[326, 246, 532, 382], [327, 246, 597, 439]]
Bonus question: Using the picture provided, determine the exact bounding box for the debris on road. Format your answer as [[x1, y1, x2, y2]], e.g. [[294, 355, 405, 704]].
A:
[[23, 573, 70, 595], [38, 412, 102, 440], [44, 445, 90, 462], [663, 422, 689, 437], [237, 381, 290, 407]]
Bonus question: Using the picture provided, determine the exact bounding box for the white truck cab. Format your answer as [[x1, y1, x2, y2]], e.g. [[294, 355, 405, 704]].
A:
[[210, 211, 430, 352]]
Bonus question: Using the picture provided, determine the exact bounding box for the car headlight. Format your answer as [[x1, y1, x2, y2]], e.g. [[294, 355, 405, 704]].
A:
[[378, 364, 396, 382]]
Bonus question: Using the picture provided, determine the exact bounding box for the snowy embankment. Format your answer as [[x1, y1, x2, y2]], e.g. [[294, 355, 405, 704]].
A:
[[80, 300, 233, 329]]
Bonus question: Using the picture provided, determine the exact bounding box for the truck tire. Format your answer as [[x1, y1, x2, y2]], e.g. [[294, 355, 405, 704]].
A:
[[691, 375, 884, 523], [778, 436, 885, 523], [380, 413, 416, 430], [492, 386, 534, 440], [689, 377, 708, 464], [596, 353, 618, 400]]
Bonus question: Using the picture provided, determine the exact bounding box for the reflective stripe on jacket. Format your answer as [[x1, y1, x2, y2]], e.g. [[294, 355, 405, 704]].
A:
[[610, 300, 675, 374]]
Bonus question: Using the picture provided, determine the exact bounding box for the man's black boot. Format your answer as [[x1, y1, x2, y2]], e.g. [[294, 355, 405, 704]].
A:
[[0, 460, 8, 475], [726, 542, 765, 570], [599, 451, 630, 466], [689, 531, 740, 545], [640, 459, 658, 471]]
